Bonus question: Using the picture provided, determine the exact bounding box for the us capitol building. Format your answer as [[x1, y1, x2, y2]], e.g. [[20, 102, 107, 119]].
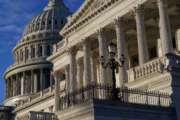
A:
[[2, 0, 180, 120]]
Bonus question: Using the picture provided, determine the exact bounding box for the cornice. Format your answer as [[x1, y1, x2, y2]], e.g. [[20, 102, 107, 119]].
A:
[[61, 0, 125, 37], [4, 59, 52, 79]]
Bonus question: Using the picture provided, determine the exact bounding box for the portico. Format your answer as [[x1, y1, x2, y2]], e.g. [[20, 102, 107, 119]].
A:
[[48, 0, 180, 112]]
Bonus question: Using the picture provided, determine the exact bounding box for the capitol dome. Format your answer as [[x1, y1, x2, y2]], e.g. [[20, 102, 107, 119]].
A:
[[22, 0, 70, 40], [4, 0, 70, 106]]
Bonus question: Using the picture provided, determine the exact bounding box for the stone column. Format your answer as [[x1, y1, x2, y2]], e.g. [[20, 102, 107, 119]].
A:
[[77, 59, 83, 89], [69, 48, 77, 93], [13, 76, 15, 96], [50, 71, 54, 91], [115, 18, 127, 87], [21, 72, 25, 95], [31, 70, 34, 93], [83, 40, 92, 87], [65, 66, 70, 93], [158, 0, 173, 54], [54, 74, 60, 112], [135, 6, 149, 65], [34, 72, 38, 93], [91, 53, 97, 84], [98, 29, 108, 85], [40, 69, 44, 91], [15, 74, 18, 96], [5, 80, 7, 98], [157, 38, 163, 57]]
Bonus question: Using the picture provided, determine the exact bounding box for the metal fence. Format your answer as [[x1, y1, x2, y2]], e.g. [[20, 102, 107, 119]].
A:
[[59, 84, 171, 111], [28, 111, 57, 120]]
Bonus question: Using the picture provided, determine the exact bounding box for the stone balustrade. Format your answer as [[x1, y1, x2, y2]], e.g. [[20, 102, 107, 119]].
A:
[[127, 57, 166, 82], [16, 86, 55, 108]]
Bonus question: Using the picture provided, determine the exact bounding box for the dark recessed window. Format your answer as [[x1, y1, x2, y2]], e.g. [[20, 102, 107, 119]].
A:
[[49, 20, 51, 25], [61, 20, 64, 25], [38, 45, 42, 57], [55, 20, 58, 25]]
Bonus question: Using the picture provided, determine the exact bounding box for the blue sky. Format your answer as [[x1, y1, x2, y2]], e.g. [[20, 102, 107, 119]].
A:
[[0, 0, 84, 104]]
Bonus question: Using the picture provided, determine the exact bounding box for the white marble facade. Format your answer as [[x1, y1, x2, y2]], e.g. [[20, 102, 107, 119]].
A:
[[4, 0, 180, 119]]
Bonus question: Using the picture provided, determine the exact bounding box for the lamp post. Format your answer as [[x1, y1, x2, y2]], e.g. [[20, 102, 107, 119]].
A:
[[100, 42, 125, 100]]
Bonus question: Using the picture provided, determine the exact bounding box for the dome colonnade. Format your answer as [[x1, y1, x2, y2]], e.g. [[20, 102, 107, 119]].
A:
[[4, 0, 70, 106]]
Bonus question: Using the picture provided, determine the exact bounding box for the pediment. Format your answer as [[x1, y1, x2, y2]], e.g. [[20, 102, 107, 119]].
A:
[[61, 0, 109, 35]]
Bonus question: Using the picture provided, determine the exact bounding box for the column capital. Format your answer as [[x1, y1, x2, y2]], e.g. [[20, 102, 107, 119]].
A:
[[96, 28, 106, 36], [114, 17, 125, 26], [157, 0, 168, 6], [133, 5, 145, 16], [67, 47, 77, 56]]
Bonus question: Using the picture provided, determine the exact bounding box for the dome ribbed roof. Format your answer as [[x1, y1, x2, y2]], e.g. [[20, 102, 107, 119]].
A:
[[23, 0, 70, 37]]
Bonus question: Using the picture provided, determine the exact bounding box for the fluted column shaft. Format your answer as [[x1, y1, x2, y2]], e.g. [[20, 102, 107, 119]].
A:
[[135, 7, 149, 65], [69, 48, 77, 93], [83, 41, 92, 87], [98, 29, 108, 85], [115, 18, 127, 87], [158, 0, 173, 54]]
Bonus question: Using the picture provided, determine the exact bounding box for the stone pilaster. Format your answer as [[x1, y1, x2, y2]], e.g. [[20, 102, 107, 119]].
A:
[[50, 71, 54, 91], [158, 0, 173, 54], [135, 6, 149, 65], [115, 18, 127, 87], [65, 66, 70, 93], [83, 40, 92, 87], [35, 44, 38, 58], [54, 74, 60, 112], [97, 29, 108, 85], [69, 47, 77, 93], [42, 44, 47, 57]]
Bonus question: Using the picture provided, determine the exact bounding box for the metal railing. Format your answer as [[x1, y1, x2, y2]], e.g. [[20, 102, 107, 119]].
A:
[[59, 84, 171, 111], [17, 111, 57, 120], [29, 111, 57, 120]]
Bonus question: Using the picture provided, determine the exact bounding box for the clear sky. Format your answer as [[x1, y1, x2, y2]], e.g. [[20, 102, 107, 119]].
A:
[[0, 0, 84, 104]]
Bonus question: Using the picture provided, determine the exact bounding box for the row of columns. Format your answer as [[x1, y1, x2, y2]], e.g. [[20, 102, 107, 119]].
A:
[[6, 68, 51, 99], [54, 0, 173, 112], [15, 44, 51, 64]]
